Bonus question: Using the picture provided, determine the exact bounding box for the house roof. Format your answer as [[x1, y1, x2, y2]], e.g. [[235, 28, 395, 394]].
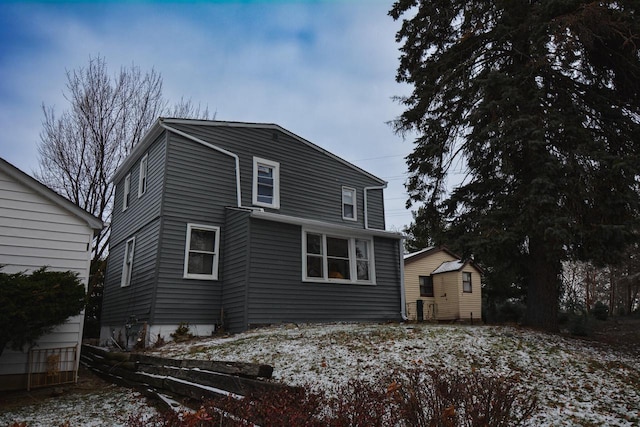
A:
[[0, 157, 103, 231], [249, 209, 403, 239], [114, 118, 387, 185], [404, 246, 459, 264]]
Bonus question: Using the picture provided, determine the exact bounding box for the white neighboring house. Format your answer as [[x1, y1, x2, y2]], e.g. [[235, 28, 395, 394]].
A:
[[0, 157, 102, 391]]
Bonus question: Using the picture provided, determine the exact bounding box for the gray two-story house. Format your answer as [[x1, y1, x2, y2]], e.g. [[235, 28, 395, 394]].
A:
[[100, 118, 405, 346]]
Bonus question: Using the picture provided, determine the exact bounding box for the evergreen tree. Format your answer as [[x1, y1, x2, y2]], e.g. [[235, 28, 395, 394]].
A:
[[0, 268, 86, 356], [390, 1, 640, 331]]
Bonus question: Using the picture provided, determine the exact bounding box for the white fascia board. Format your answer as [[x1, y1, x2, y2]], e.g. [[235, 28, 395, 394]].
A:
[[249, 210, 403, 240]]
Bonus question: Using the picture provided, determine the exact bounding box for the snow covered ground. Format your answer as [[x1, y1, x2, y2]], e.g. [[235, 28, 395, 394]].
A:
[[1, 322, 639, 426]]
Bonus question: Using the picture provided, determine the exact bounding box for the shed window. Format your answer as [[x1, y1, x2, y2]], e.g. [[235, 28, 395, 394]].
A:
[[342, 187, 357, 221], [121, 237, 135, 287], [183, 224, 220, 280], [252, 157, 280, 209], [138, 153, 148, 197], [123, 173, 131, 211], [419, 275, 434, 297], [463, 272, 472, 293], [303, 231, 375, 284]]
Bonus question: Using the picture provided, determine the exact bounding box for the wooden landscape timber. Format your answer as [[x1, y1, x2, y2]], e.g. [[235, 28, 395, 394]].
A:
[[80, 345, 283, 408]]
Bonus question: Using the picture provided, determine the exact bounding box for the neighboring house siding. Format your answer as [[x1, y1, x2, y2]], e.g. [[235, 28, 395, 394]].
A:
[[0, 166, 97, 389], [167, 124, 385, 229], [110, 134, 166, 247], [244, 219, 402, 327], [404, 250, 458, 319], [222, 208, 251, 332], [458, 269, 482, 320], [101, 218, 160, 327], [433, 272, 460, 320]]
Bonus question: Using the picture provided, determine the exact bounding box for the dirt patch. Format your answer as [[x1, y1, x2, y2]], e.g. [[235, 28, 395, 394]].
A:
[[0, 365, 111, 412], [590, 316, 640, 354]]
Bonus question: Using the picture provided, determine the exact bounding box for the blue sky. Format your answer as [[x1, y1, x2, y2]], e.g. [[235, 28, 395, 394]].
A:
[[0, 0, 415, 230]]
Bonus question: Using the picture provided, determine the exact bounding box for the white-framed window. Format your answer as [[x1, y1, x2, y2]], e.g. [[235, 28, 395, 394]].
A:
[[183, 223, 220, 280], [122, 173, 131, 211], [302, 230, 375, 284], [252, 157, 280, 209], [138, 153, 148, 197], [342, 186, 357, 221], [463, 271, 472, 293], [121, 237, 135, 287]]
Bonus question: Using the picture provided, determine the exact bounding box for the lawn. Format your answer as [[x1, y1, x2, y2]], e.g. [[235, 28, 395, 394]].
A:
[[1, 322, 639, 426]]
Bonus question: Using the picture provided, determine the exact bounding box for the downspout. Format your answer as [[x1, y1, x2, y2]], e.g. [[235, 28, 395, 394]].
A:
[[399, 237, 407, 320], [363, 184, 387, 230], [160, 121, 242, 207]]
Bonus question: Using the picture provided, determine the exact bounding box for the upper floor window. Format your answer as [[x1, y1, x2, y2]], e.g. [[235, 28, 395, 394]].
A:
[[303, 231, 374, 284], [121, 237, 135, 287], [122, 173, 131, 211], [342, 186, 357, 221], [252, 157, 280, 209], [183, 224, 220, 280], [419, 275, 434, 297], [463, 271, 472, 293], [138, 153, 148, 197]]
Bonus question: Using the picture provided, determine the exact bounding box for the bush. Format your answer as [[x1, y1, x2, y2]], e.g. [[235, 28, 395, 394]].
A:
[[128, 366, 538, 427], [0, 267, 85, 356], [592, 301, 608, 321], [569, 311, 593, 337]]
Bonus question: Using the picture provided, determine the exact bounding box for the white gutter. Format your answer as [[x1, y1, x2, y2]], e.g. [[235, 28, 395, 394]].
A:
[[160, 121, 242, 207], [363, 184, 387, 230]]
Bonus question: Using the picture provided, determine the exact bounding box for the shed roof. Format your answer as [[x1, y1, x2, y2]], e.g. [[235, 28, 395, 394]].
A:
[[432, 260, 465, 274]]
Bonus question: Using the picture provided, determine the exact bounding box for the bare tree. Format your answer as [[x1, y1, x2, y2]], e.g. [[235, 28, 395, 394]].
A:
[[37, 55, 211, 256], [36, 55, 212, 335]]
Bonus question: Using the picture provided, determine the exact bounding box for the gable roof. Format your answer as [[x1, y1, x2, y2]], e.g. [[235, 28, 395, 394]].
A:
[[114, 118, 387, 185], [0, 157, 103, 231]]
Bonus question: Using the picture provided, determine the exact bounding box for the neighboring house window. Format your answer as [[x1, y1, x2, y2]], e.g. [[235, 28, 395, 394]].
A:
[[122, 173, 131, 211], [138, 153, 148, 197], [419, 276, 434, 297], [252, 157, 280, 209], [342, 186, 357, 221], [303, 231, 374, 284], [183, 224, 220, 280], [121, 237, 135, 287], [463, 272, 472, 293]]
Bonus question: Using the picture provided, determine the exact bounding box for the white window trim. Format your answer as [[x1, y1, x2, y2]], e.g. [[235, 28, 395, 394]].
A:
[[121, 237, 135, 287], [302, 229, 376, 285], [183, 223, 221, 280], [342, 186, 357, 221], [138, 153, 148, 198], [122, 173, 131, 212], [252, 156, 280, 209]]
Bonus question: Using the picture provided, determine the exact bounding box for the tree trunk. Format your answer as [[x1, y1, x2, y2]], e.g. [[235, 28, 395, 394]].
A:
[[524, 237, 561, 331]]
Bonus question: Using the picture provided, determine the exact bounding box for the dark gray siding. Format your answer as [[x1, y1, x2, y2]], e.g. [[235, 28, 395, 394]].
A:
[[365, 188, 385, 230], [111, 134, 166, 246], [243, 218, 402, 328], [101, 217, 160, 326], [166, 124, 386, 230], [153, 216, 223, 325], [221, 208, 251, 332]]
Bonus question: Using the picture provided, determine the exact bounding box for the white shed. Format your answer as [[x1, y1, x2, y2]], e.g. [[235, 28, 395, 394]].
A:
[[0, 158, 102, 390]]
